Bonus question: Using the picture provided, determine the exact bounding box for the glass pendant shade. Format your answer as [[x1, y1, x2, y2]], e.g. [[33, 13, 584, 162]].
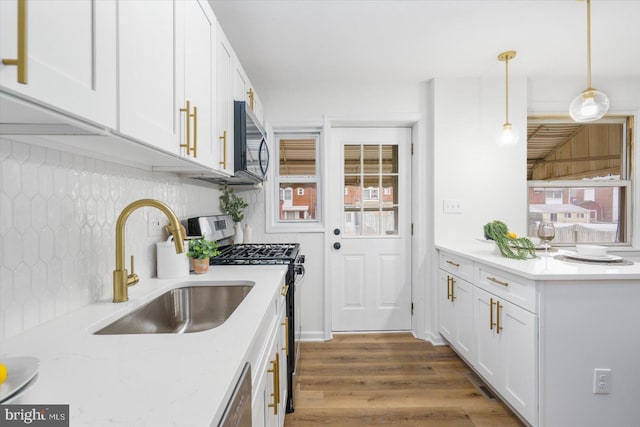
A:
[[570, 0, 610, 123], [497, 123, 519, 146], [569, 88, 610, 122]]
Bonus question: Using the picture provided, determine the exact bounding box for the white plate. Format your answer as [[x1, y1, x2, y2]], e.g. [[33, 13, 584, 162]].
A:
[[0, 356, 39, 403], [564, 252, 622, 262]]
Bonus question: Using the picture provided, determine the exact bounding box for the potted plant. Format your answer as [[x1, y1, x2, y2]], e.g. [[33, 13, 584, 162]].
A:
[[483, 220, 536, 260], [220, 188, 249, 243], [186, 236, 221, 274]]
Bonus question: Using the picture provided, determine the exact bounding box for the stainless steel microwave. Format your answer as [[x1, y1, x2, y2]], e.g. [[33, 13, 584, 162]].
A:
[[232, 100, 269, 184]]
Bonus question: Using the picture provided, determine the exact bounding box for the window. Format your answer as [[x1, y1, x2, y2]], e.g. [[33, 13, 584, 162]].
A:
[[275, 133, 320, 223], [363, 187, 379, 201], [527, 116, 633, 245]]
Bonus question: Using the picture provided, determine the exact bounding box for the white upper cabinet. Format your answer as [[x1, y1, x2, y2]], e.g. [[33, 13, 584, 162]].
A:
[[216, 24, 235, 175], [174, 0, 216, 169], [0, 0, 117, 128], [233, 56, 264, 126], [117, 0, 179, 154]]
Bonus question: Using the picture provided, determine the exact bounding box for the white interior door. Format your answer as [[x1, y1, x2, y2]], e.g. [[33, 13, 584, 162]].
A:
[[329, 127, 412, 331]]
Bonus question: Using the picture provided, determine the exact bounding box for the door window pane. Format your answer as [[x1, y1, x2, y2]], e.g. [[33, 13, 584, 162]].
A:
[[344, 176, 361, 206], [363, 145, 380, 174], [344, 145, 361, 174], [381, 175, 398, 205], [381, 145, 398, 173], [343, 143, 400, 236], [382, 208, 398, 235], [362, 209, 380, 235]]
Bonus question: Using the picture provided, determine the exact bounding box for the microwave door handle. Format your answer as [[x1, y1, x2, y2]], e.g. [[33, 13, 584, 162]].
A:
[[259, 138, 269, 177]]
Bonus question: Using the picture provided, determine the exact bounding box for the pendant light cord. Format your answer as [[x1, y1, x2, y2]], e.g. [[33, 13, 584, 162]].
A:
[[505, 56, 510, 124], [586, 0, 592, 89]]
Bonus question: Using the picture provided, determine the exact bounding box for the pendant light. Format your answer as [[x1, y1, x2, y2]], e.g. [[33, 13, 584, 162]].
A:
[[569, 0, 609, 122], [497, 50, 519, 145]]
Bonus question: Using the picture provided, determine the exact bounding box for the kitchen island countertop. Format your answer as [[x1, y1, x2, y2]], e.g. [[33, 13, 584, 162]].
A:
[[436, 241, 640, 281], [1, 265, 288, 426]]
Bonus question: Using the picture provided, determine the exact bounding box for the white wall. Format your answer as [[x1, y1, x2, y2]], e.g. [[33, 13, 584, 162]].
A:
[[432, 75, 528, 245], [0, 137, 222, 341], [263, 80, 420, 124], [253, 80, 422, 340]]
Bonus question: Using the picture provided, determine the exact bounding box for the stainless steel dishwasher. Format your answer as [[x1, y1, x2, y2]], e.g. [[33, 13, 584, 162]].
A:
[[218, 363, 252, 427]]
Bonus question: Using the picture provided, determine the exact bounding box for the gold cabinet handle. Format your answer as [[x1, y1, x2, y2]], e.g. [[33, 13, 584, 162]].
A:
[[487, 277, 509, 287], [267, 356, 279, 415], [180, 100, 192, 156], [496, 301, 504, 334], [281, 317, 289, 356], [446, 260, 460, 267], [275, 353, 280, 404], [219, 130, 227, 168], [192, 105, 198, 158], [2, 0, 27, 84], [450, 277, 456, 301], [246, 87, 255, 111], [446, 276, 452, 301], [490, 298, 497, 331], [281, 284, 289, 297]]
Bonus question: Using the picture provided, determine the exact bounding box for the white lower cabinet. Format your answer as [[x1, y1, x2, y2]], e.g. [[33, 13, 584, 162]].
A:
[[251, 283, 287, 427], [438, 269, 474, 363], [473, 287, 536, 424], [438, 250, 537, 426]]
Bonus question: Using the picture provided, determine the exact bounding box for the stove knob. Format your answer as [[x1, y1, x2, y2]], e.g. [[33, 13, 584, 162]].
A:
[[333, 242, 341, 250]]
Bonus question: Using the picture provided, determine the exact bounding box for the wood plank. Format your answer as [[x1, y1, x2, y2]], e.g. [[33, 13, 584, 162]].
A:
[[285, 333, 525, 427]]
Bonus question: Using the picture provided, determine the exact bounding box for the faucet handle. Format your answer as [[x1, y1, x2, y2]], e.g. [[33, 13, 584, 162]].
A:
[[127, 255, 139, 286]]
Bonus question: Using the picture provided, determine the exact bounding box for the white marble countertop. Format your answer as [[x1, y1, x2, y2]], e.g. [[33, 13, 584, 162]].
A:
[[436, 241, 640, 281], [1, 265, 288, 426]]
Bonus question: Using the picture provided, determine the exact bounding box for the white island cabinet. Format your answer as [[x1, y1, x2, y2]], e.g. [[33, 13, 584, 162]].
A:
[[437, 243, 640, 427]]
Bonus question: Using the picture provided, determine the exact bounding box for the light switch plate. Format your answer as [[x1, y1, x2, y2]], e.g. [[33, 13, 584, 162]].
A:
[[443, 199, 463, 214]]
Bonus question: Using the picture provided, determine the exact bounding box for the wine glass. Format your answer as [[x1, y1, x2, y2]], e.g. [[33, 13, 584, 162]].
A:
[[537, 222, 556, 256]]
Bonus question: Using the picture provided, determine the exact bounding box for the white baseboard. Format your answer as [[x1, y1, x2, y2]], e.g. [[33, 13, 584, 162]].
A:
[[299, 331, 328, 342], [423, 331, 447, 346]]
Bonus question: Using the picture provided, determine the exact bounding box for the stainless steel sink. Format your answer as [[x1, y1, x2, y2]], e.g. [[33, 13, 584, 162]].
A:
[[94, 282, 254, 335]]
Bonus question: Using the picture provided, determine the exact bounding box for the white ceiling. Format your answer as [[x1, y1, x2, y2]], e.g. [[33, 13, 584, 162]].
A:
[[209, 0, 640, 94]]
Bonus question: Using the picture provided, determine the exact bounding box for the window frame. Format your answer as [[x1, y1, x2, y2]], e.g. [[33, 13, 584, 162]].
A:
[[267, 129, 324, 233], [527, 115, 634, 247]]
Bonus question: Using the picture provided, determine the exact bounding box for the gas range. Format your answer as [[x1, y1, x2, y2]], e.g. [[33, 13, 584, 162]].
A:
[[210, 243, 301, 266], [186, 215, 304, 414]]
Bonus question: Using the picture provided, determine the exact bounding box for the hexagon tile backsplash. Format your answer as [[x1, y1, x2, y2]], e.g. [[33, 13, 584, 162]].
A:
[[0, 137, 222, 341]]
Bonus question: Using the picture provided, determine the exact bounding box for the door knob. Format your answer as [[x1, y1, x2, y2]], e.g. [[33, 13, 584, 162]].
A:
[[333, 228, 341, 235], [333, 242, 341, 250]]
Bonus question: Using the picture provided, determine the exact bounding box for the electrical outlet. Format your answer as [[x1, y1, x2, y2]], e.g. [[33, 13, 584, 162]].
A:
[[443, 199, 463, 214], [148, 215, 164, 238], [593, 368, 612, 394]]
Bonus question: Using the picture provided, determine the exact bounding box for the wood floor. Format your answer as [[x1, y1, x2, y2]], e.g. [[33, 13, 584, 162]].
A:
[[284, 333, 525, 427]]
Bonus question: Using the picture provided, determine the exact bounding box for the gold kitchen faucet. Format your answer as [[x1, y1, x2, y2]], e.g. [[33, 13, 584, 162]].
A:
[[113, 199, 185, 302]]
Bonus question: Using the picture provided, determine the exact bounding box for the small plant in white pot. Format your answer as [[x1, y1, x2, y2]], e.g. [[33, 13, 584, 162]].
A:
[[220, 188, 248, 243], [186, 236, 220, 274]]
